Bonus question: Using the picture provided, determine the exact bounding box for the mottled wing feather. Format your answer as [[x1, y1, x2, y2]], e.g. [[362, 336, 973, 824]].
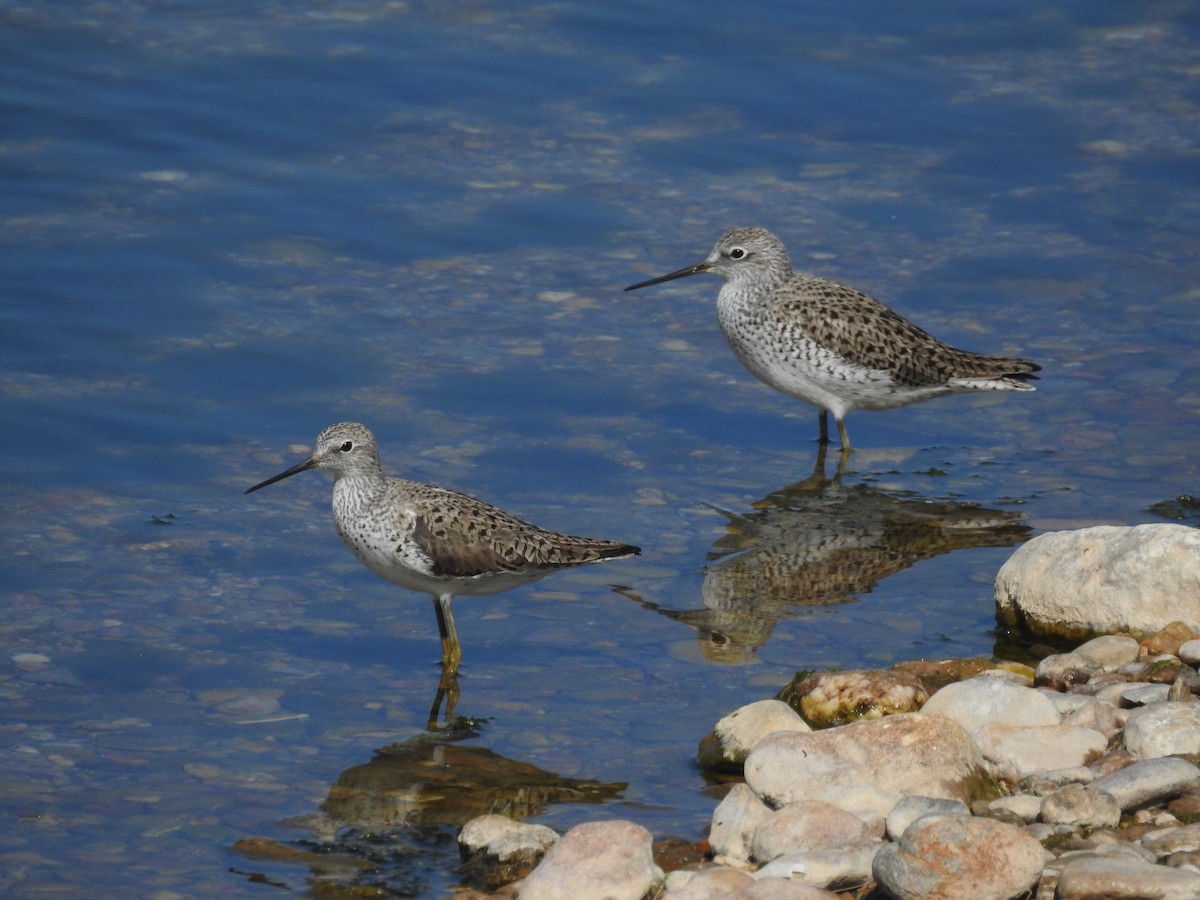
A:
[[408, 485, 637, 579], [786, 275, 1040, 386]]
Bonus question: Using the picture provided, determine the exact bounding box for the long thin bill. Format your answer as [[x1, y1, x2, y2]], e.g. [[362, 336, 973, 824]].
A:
[[244, 457, 317, 494], [623, 261, 709, 291]]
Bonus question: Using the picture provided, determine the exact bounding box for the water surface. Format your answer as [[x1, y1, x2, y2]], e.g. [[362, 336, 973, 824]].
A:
[[2, 0, 1199, 895]]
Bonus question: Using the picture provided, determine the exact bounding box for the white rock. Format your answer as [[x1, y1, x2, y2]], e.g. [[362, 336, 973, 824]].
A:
[[750, 801, 871, 863], [973, 723, 1107, 783], [701, 699, 811, 770], [1091, 757, 1200, 810], [986, 794, 1043, 823], [1124, 702, 1200, 758], [920, 675, 1060, 734], [753, 843, 881, 891], [1074, 634, 1142, 670], [518, 820, 660, 900], [709, 783, 772, 862], [744, 714, 984, 809], [459, 814, 557, 861], [1179, 639, 1200, 667], [660, 865, 755, 899], [1055, 855, 1200, 900], [995, 524, 1200, 640], [1040, 785, 1121, 828]]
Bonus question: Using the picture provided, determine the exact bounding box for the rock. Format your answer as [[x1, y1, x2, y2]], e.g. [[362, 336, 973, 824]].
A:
[[994, 524, 1200, 642], [985, 794, 1043, 823], [777, 668, 927, 728], [884, 795, 970, 840], [1091, 757, 1200, 811], [744, 713, 988, 809], [1142, 822, 1200, 857], [660, 865, 755, 899], [920, 675, 1059, 734], [973, 723, 1107, 783], [753, 844, 881, 891], [1055, 855, 1200, 900], [871, 815, 1044, 900], [1122, 683, 1172, 707], [1124, 702, 1200, 758], [1062, 697, 1123, 740], [709, 783, 772, 862], [517, 820, 660, 900], [1041, 785, 1121, 828], [1146, 622, 1196, 656], [1034, 652, 1104, 690], [459, 814, 558, 887], [730, 881, 842, 898], [1074, 634, 1142, 670], [697, 699, 810, 772], [749, 801, 872, 863], [1178, 640, 1200, 667]]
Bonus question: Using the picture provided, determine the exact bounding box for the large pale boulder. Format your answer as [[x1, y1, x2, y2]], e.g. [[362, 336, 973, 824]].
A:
[[994, 524, 1200, 641], [518, 820, 660, 900], [744, 713, 989, 810]]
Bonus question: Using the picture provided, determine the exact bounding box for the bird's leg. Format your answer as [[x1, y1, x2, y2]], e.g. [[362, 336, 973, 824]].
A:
[[818, 410, 830, 445], [427, 669, 460, 730], [432, 594, 463, 674], [835, 416, 852, 452]]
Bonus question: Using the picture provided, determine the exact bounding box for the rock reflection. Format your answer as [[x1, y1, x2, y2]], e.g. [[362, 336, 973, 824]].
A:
[[649, 448, 1030, 662], [322, 717, 626, 829]]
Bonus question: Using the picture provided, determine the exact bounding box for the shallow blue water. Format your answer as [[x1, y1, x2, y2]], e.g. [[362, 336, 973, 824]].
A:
[[2, 0, 1199, 895]]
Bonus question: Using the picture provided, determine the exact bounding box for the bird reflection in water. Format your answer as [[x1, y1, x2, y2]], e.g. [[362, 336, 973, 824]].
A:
[[320, 717, 625, 830], [631, 446, 1031, 662]]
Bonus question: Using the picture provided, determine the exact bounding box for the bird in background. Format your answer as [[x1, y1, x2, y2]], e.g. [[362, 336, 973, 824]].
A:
[[625, 226, 1039, 451], [244, 422, 640, 717]]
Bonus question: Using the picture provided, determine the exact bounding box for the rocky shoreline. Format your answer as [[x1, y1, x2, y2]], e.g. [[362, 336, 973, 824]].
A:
[[456, 523, 1200, 899]]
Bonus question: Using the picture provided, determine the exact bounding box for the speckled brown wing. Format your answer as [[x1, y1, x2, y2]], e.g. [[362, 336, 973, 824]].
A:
[[786, 274, 1040, 387], [409, 485, 638, 579]]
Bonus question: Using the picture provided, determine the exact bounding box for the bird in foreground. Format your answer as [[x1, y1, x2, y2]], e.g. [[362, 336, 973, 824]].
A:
[[244, 423, 640, 677], [624, 227, 1039, 451]]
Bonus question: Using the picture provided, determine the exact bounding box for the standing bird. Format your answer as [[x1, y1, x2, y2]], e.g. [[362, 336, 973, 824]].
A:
[[625, 227, 1039, 450], [244, 423, 640, 677]]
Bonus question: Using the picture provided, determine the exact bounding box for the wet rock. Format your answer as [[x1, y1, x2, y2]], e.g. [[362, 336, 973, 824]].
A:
[[994, 524, 1200, 642], [920, 674, 1059, 733], [517, 820, 660, 900], [1041, 785, 1121, 828], [696, 699, 810, 772], [1055, 855, 1200, 900], [871, 814, 1044, 900], [884, 795, 970, 840], [1146, 621, 1195, 656], [1091, 757, 1200, 811], [973, 723, 1107, 783], [709, 783, 772, 862], [1124, 702, 1200, 758], [459, 814, 557, 888], [777, 668, 927, 728], [744, 713, 988, 810], [749, 800, 872, 863]]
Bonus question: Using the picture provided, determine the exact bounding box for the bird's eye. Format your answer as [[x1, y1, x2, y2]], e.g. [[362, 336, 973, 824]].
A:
[[729, 247, 746, 260], [340, 441, 354, 452]]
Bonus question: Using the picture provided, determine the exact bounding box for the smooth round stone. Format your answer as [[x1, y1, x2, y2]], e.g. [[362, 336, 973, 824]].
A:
[[519, 820, 659, 900], [1124, 702, 1200, 758], [872, 815, 1044, 900], [1091, 757, 1200, 810], [1041, 785, 1121, 828], [920, 675, 1059, 734], [1178, 640, 1200, 667]]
